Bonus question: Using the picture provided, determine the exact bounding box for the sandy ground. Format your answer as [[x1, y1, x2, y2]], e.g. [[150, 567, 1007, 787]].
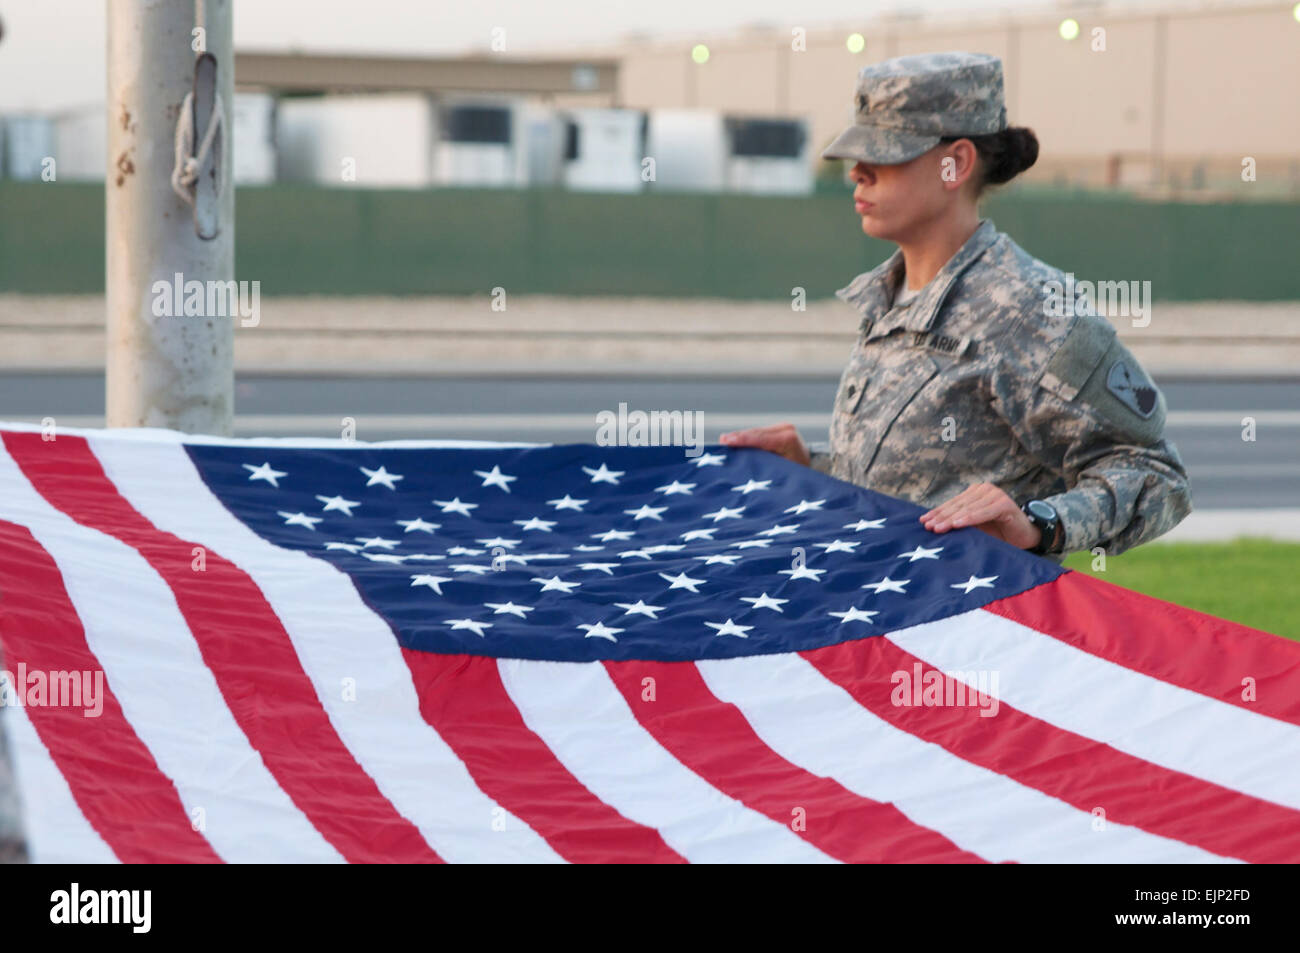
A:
[[2, 294, 1299, 376]]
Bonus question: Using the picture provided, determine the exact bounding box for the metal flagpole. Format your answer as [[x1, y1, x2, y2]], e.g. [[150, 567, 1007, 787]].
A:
[[106, 0, 234, 434]]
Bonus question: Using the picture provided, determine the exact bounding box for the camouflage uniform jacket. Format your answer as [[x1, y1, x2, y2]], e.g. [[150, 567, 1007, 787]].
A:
[[809, 218, 1192, 562]]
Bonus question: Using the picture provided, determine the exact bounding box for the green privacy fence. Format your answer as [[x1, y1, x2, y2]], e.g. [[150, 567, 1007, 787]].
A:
[[2, 181, 1297, 299]]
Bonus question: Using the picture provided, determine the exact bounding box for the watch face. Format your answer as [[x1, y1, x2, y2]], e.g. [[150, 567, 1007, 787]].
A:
[[1026, 500, 1056, 523]]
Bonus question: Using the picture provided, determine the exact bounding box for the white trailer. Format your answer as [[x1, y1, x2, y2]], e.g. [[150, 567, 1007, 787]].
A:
[[3, 115, 56, 181], [642, 109, 726, 192], [276, 93, 435, 188], [230, 92, 277, 185], [560, 108, 647, 193], [432, 99, 521, 188], [723, 117, 813, 195]]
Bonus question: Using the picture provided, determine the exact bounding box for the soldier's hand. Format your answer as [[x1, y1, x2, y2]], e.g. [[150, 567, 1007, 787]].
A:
[[718, 423, 812, 467], [920, 482, 1043, 550]]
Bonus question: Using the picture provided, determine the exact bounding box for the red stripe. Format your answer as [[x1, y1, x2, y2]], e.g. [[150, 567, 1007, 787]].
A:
[[0, 520, 221, 863], [987, 571, 1300, 727], [5, 432, 441, 864], [402, 650, 685, 863], [604, 659, 988, 862], [803, 635, 1300, 863]]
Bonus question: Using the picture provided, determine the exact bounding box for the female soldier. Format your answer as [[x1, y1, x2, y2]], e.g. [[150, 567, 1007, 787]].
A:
[[720, 51, 1191, 562]]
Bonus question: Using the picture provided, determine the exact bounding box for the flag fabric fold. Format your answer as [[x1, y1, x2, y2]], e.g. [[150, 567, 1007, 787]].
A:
[[0, 422, 1297, 863]]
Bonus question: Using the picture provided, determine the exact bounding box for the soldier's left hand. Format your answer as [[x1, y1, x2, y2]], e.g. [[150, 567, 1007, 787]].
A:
[[919, 483, 1042, 550]]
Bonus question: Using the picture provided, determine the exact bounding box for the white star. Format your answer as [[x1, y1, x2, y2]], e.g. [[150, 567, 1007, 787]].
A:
[[582, 463, 624, 485], [614, 600, 665, 619], [474, 465, 517, 493], [446, 618, 492, 637], [624, 504, 668, 522], [578, 562, 619, 575], [829, 606, 879, 624], [644, 544, 686, 555], [325, 541, 362, 553], [619, 548, 653, 560], [433, 497, 478, 516], [485, 601, 535, 618], [360, 465, 404, 489], [680, 528, 717, 542], [314, 494, 360, 516], [445, 545, 485, 556], [691, 452, 726, 467], [547, 494, 588, 511], [815, 539, 859, 554], [355, 535, 400, 550], [396, 517, 440, 534], [740, 592, 788, 612], [703, 505, 745, 522], [784, 499, 826, 515], [951, 574, 998, 594], [658, 571, 705, 593], [477, 537, 520, 549], [779, 565, 826, 582], [862, 575, 911, 594], [401, 553, 446, 562], [578, 621, 624, 642], [899, 545, 944, 561], [593, 528, 635, 542], [362, 552, 407, 564], [705, 618, 752, 638], [243, 462, 287, 487], [532, 575, 581, 593], [573, 544, 606, 552], [759, 523, 800, 537], [730, 538, 772, 549], [450, 563, 493, 575], [655, 480, 696, 495], [695, 553, 742, 566], [410, 574, 452, 594], [844, 518, 887, 531], [731, 479, 772, 494], [278, 511, 323, 530], [513, 517, 558, 532]]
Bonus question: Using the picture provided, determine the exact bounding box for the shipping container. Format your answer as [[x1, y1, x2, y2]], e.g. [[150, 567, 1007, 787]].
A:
[[724, 117, 813, 195]]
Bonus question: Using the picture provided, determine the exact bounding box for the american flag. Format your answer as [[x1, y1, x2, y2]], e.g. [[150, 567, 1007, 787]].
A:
[[1, 423, 1298, 863]]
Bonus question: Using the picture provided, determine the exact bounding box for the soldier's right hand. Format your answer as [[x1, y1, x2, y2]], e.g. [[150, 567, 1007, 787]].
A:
[[718, 423, 812, 467]]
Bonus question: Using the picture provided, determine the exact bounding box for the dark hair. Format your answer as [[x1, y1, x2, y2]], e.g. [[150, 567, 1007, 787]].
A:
[[939, 126, 1039, 196]]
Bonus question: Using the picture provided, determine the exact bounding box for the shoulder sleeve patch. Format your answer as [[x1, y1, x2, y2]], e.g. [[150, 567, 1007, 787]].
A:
[[1106, 360, 1159, 418], [1037, 316, 1116, 402]]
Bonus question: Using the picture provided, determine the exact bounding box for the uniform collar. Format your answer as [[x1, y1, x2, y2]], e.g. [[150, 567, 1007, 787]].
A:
[[835, 218, 1000, 335]]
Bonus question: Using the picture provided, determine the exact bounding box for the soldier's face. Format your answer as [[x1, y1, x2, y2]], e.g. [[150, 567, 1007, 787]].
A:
[[848, 148, 964, 242]]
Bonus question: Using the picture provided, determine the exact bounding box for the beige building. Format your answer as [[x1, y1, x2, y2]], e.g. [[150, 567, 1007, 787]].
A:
[[576, 1, 1300, 195]]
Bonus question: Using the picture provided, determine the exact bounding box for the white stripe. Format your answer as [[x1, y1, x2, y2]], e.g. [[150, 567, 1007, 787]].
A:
[[889, 608, 1300, 812], [0, 419, 541, 449], [697, 654, 1235, 863], [1, 704, 118, 864], [498, 658, 835, 863], [0, 439, 342, 863], [92, 436, 564, 863]]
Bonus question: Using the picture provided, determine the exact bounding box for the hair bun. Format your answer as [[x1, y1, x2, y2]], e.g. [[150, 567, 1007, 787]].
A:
[[987, 126, 1039, 184]]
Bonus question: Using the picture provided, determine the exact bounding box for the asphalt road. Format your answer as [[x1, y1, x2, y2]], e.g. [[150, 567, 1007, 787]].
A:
[[1, 372, 1296, 509]]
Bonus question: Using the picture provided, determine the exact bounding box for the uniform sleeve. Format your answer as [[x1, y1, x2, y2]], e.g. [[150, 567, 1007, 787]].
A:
[[992, 315, 1193, 556], [807, 440, 834, 475]]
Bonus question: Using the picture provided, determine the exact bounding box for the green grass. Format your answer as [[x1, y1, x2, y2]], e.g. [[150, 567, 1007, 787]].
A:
[[1063, 539, 1300, 642]]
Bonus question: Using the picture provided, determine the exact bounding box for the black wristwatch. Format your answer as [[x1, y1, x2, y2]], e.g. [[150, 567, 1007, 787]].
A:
[[1021, 499, 1062, 555]]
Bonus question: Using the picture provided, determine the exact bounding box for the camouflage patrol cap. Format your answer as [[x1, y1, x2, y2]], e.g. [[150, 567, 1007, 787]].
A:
[[822, 51, 1008, 165]]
